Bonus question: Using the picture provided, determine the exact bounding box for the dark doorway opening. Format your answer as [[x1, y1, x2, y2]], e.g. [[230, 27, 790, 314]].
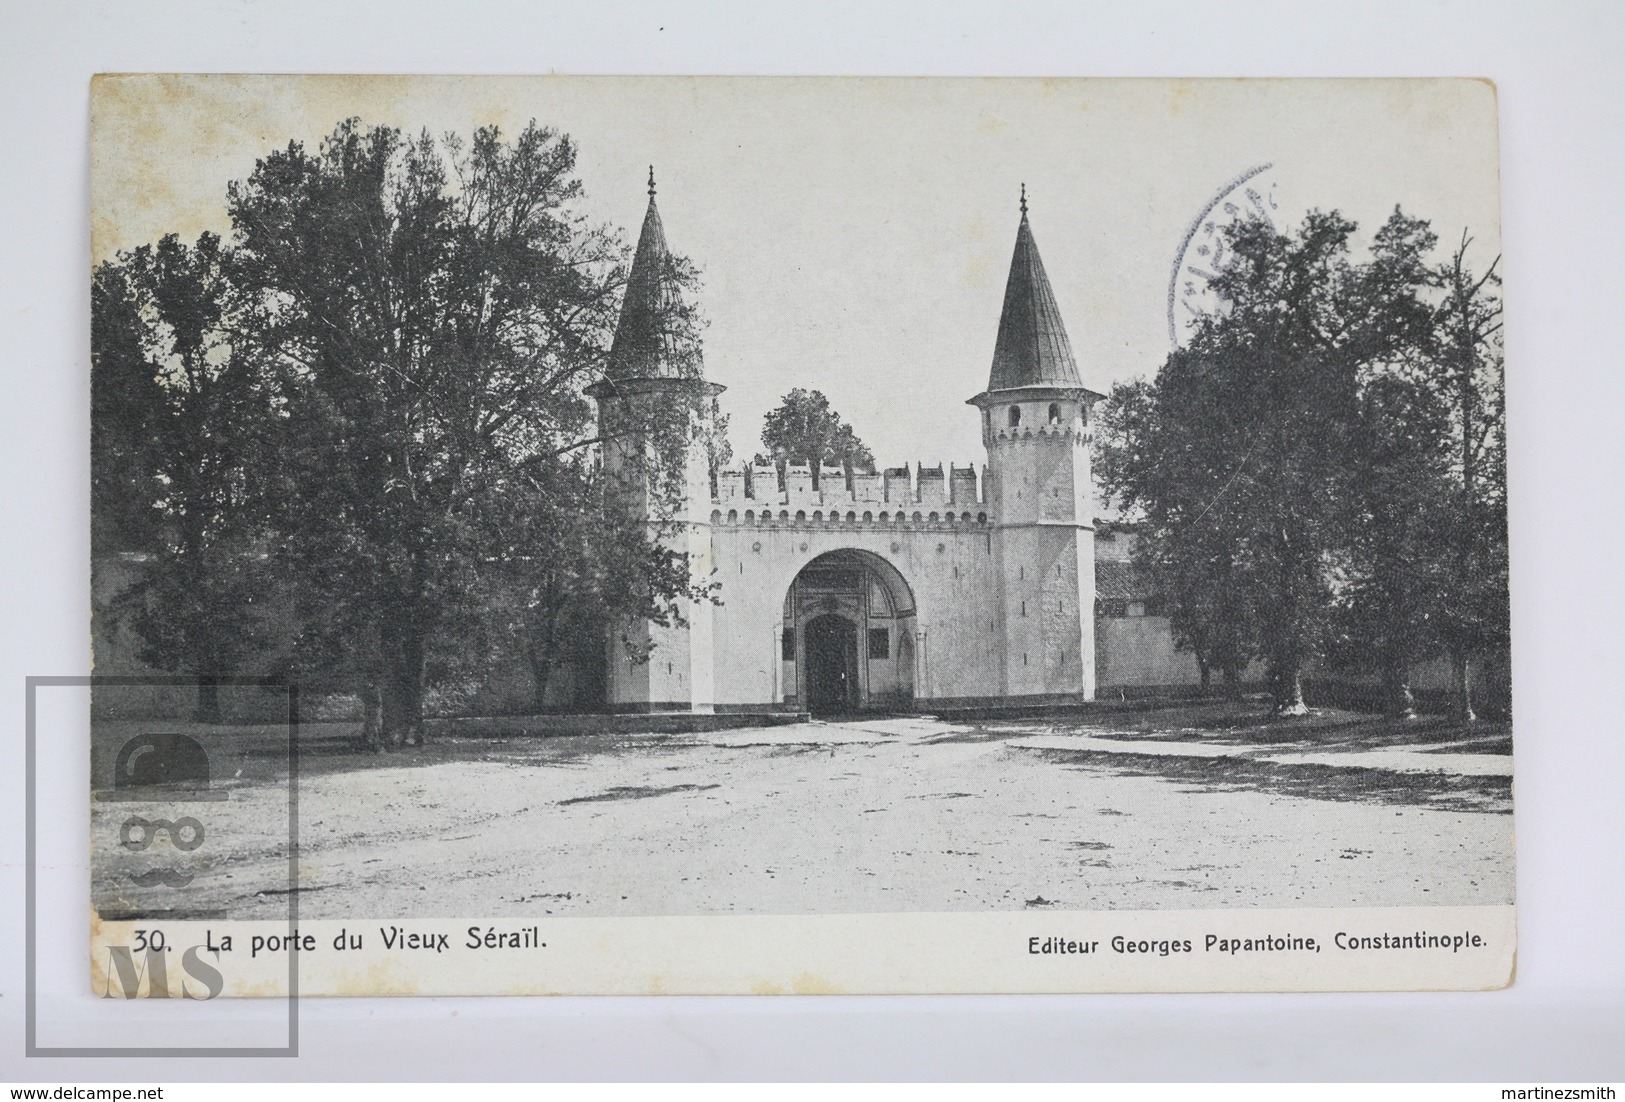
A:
[[804, 613, 858, 716]]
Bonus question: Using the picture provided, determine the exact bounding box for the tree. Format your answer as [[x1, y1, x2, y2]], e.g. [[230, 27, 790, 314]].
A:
[[754, 388, 875, 486], [706, 397, 733, 481], [1101, 209, 1440, 715], [91, 261, 166, 554], [1430, 233, 1508, 721], [477, 455, 713, 711], [1330, 211, 1458, 718], [1096, 370, 1259, 695], [1334, 370, 1456, 717], [90, 233, 275, 721], [225, 118, 702, 746]]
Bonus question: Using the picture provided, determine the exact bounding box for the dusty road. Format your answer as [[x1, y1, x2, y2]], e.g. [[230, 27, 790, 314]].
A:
[[93, 709, 1514, 920]]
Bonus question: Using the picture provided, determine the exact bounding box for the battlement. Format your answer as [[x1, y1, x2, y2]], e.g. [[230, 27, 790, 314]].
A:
[[710, 460, 993, 528]]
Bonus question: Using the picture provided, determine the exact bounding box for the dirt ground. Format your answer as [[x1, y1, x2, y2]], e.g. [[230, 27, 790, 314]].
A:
[[92, 702, 1515, 920]]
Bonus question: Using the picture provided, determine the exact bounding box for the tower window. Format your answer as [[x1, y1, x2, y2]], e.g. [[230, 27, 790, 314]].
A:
[[1007, 405, 1021, 428], [782, 628, 795, 660], [867, 628, 890, 659], [1048, 402, 1061, 424]]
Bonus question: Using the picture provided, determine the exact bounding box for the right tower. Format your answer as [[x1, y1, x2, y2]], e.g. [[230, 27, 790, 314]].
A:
[[969, 188, 1103, 701]]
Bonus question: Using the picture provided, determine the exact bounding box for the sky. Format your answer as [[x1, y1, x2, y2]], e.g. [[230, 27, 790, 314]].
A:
[[91, 75, 1501, 469]]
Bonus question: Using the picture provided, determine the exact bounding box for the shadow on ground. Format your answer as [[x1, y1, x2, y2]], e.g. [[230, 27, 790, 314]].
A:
[[1035, 744, 1511, 814], [937, 699, 1510, 752]]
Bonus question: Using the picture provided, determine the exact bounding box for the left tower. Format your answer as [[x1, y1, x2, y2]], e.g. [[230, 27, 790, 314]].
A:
[[588, 170, 721, 712]]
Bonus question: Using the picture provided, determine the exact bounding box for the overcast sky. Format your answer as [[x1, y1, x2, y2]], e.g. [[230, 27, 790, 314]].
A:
[[92, 75, 1500, 468]]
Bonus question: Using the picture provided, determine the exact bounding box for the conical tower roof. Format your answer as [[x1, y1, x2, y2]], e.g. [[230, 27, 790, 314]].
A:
[[985, 190, 1082, 392], [606, 169, 703, 381]]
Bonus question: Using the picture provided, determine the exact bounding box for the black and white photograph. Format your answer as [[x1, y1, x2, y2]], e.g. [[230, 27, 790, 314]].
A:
[[84, 74, 1514, 995]]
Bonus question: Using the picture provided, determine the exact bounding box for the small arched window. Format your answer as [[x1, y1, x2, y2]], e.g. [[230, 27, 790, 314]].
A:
[[1048, 402, 1061, 425], [1007, 405, 1022, 428]]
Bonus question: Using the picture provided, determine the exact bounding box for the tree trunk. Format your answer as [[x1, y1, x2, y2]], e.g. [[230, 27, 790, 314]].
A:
[[192, 676, 223, 725], [359, 683, 383, 752], [529, 656, 554, 714], [1221, 662, 1243, 701], [524, 628, 557, 714], [380, 676, 405, 748], [1382, 660, 1417, 720], [381, 668, 424, 747], [1272, 658, 1308, 716], [1452, 650, 1478, 724], [379, 624, 428, 746], [1197, 655, 1212, 693]]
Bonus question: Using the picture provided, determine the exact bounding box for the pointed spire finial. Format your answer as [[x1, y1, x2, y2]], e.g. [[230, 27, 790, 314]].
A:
[[983, 185, 1082, 394], [648, 165, 656, 198]]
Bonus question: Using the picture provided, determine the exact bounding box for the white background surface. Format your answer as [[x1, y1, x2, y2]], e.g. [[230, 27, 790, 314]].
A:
[[3, 0, 1622, 1082]]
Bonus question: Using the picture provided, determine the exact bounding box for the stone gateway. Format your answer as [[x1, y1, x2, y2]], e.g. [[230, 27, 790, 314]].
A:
[[591, 179, 1111, 715]]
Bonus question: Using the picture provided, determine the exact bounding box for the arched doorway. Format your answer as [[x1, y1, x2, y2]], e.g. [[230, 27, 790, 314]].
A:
[[804, 613, 858, 715], [782, 550, 917, 713]]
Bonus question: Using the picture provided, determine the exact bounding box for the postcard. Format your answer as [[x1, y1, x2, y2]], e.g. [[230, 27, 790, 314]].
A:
[[86, 75, 1512, 996]]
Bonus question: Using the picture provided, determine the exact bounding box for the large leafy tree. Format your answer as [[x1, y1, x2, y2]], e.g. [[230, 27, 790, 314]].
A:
[[1329, 213, 1461, 717], [91, 262, 166, 554], [1101, 209, 1441, 715], [474, 454, 712, 712], [1334, 371, 1457, 716], [90, 232, 275, 721], [754, 388, 875, 487], [1096, 368, 1259, 694], [224, 118, 699, 745]]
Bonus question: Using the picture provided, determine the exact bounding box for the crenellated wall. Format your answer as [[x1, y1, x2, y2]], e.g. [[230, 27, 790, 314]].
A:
[[711, 461, 994, 527]]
